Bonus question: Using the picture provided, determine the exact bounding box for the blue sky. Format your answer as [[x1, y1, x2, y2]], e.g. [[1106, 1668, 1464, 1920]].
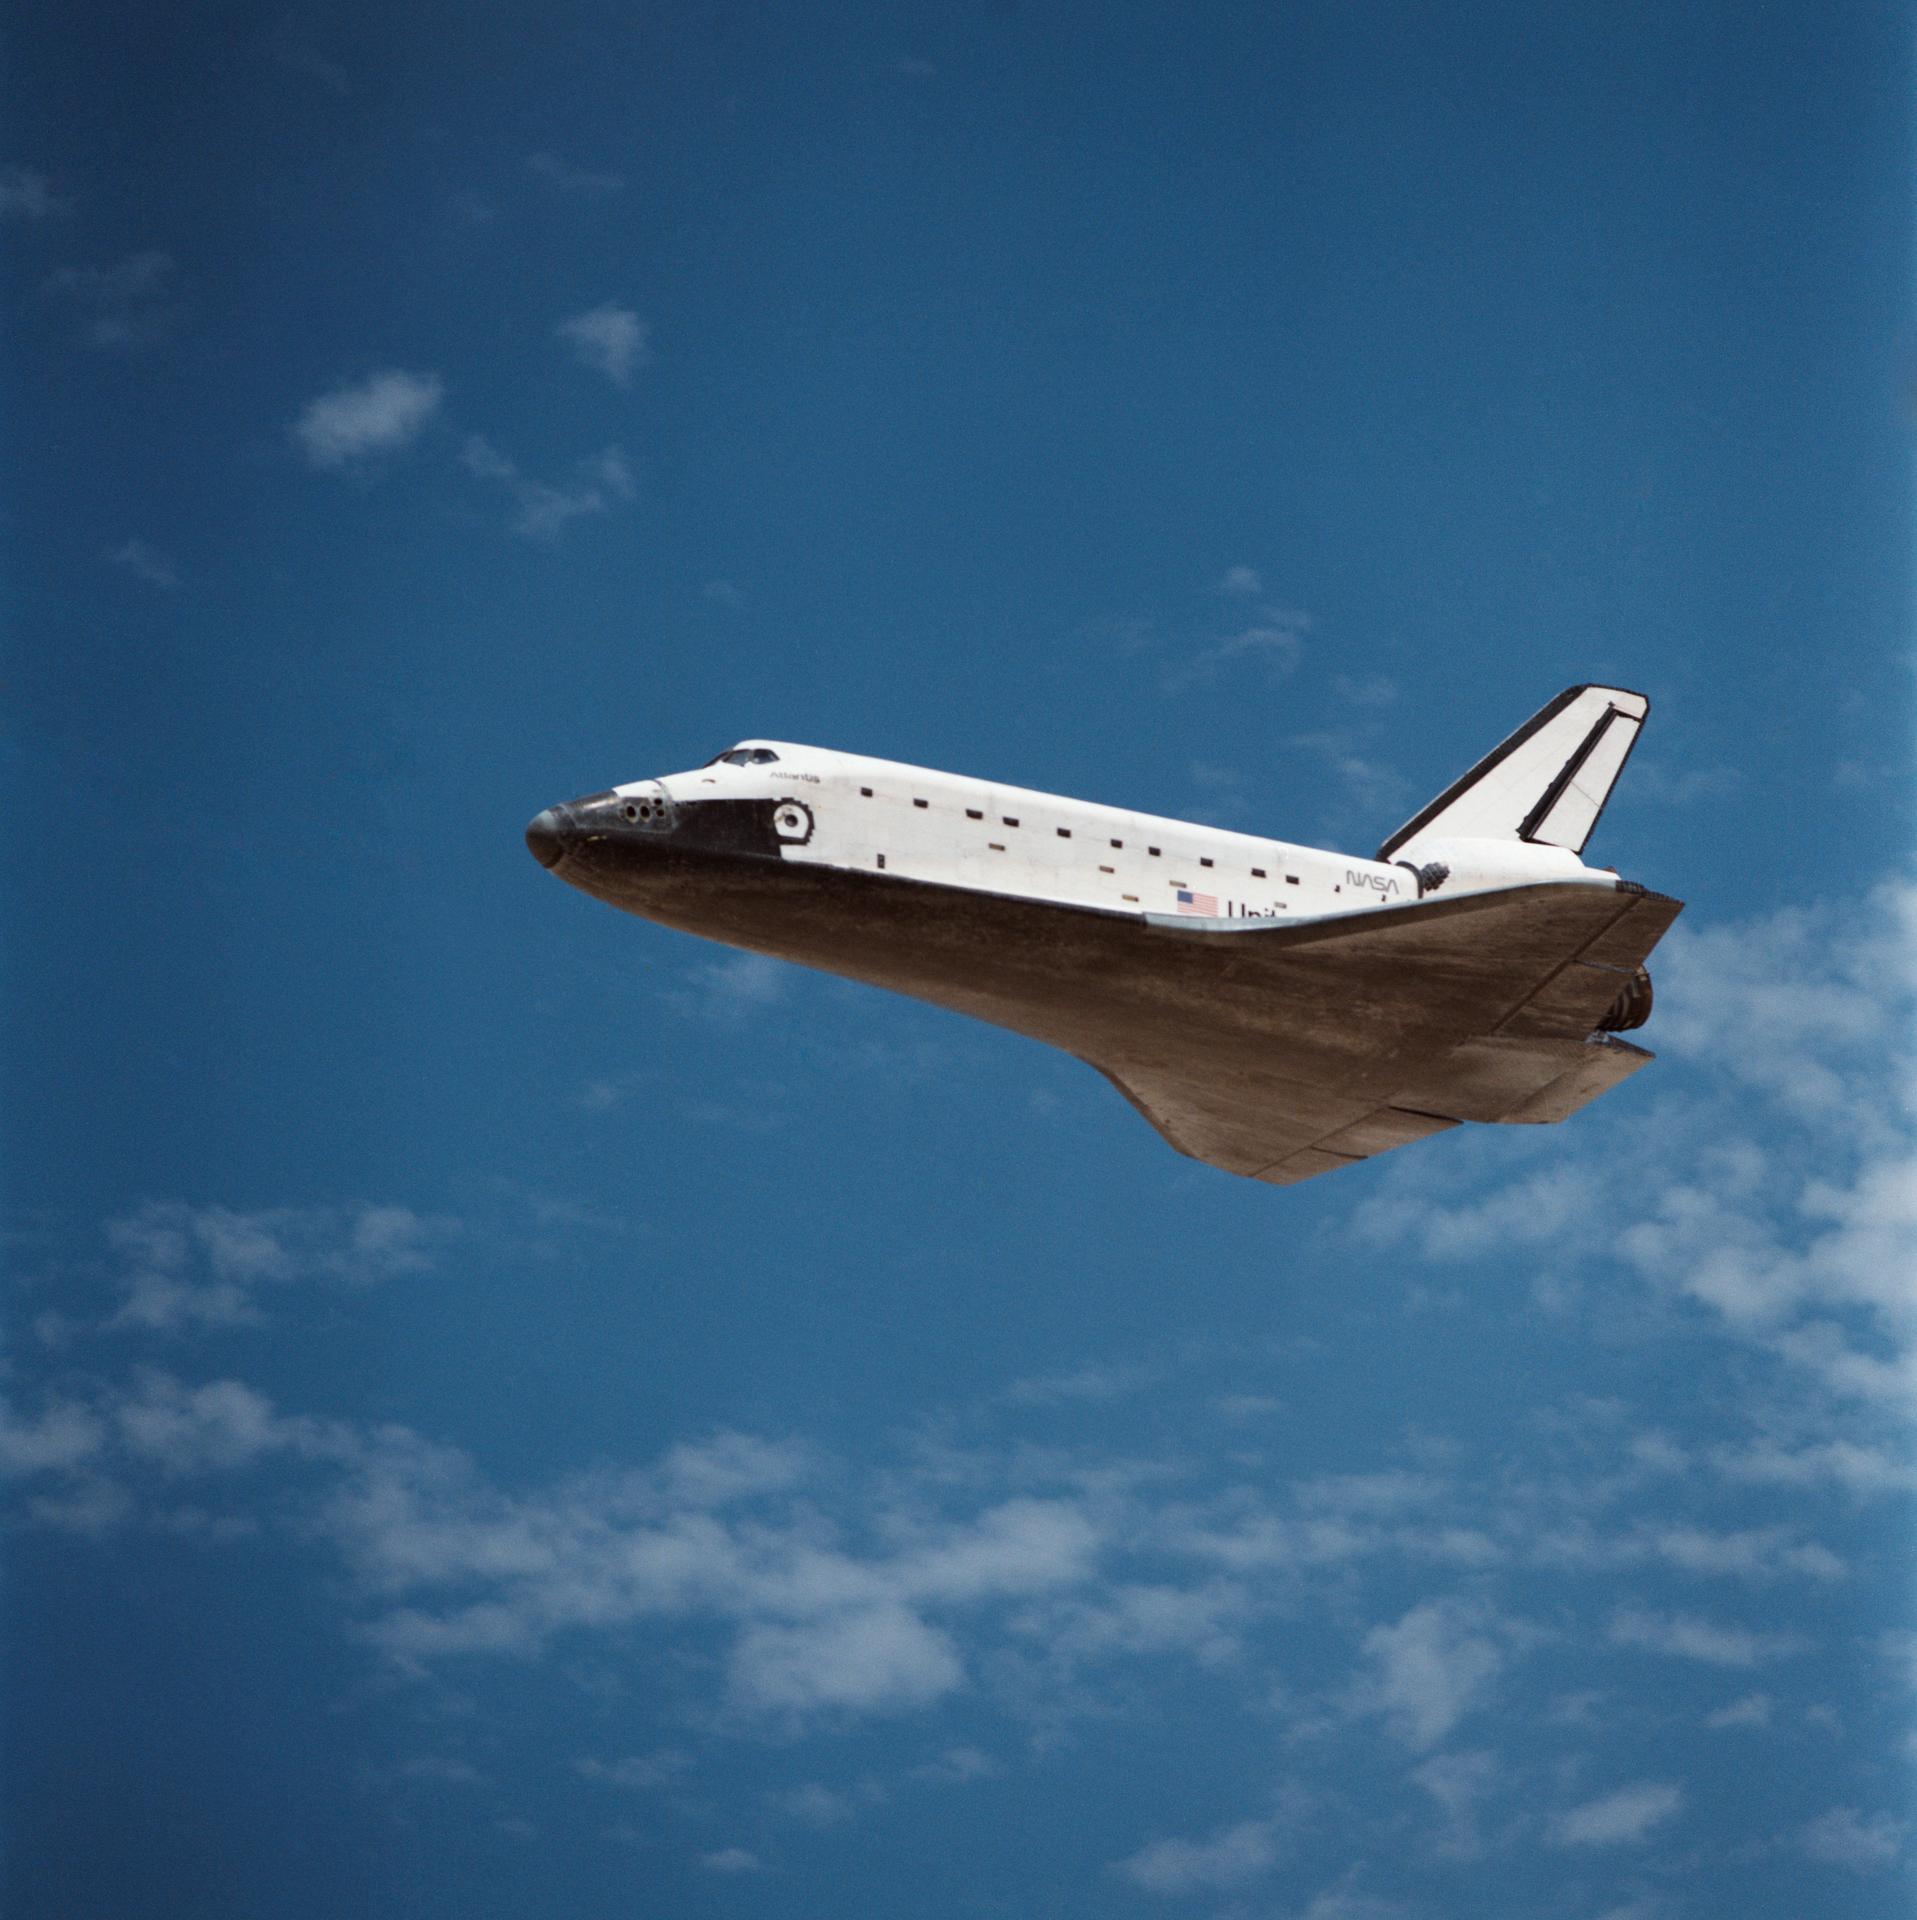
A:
[[5, 4, 1914, 1916]]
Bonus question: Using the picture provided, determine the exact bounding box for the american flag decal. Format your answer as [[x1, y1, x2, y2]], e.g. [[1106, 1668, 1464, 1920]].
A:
[[1175, 889, 1219, 916]]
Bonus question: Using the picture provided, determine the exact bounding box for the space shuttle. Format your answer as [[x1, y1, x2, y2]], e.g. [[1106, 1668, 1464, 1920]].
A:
[[526, 685, 1682, 1187]]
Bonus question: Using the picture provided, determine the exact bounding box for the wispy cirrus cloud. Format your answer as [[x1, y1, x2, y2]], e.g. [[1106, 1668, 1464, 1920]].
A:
[[1163, 605, 1312, 694], [460, 434, 635, 539], [294, 369, 443, 470]]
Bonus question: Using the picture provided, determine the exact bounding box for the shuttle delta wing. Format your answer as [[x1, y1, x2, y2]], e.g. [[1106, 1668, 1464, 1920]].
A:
[[1097, 881, 1682, 1185]]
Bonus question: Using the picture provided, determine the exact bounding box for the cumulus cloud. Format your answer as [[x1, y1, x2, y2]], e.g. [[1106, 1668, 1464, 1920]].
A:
[[1549, 1781, 1683, 1847], [1215, 565, 1262, 597], [1351, 1599, 1505, 1751], [104, 1201, 444, 1333], [293, 369, 443, 469], [730, 1603, 964, 1715], [558, 303, 649, 387], [1350, 878, 1917, 1446]]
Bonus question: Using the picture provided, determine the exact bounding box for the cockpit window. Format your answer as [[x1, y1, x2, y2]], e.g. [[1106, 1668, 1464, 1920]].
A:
[[708, 746, 781, 767]]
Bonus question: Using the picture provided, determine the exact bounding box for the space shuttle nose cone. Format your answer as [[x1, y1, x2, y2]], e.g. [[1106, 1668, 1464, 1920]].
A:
[[525, 807, 569, 869]]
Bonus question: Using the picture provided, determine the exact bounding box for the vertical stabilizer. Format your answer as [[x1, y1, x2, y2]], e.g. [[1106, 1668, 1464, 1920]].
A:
[[1376, 685, 1648, 861]]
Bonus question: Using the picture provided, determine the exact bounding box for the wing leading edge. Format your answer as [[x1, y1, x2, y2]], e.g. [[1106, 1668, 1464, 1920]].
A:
[[1089, 881, 1681, 1186]]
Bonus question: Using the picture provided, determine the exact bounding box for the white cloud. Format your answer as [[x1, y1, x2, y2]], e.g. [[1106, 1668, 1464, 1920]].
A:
[[661, 1432, 808, 1508], [1350, 878, 1917, 1458], [1361, 1164, 1601, 1262], [698, 1847, 762, 1873], [109, 540, 181, 590], [1798, 1805, 1907, 1872], [912, 1745, 995, 1784], [1163, 610, 1310, 693], [1288, 1883, 1406, 1920], [0, 165, 71, 218], [104, 1201, 444, 1333], [1705, 1692, 1772, 1728], [461, 434, 636, 540], [0, 1398, 106, 1475], [678, 951, 787, 1020], [1641, 1523, 1843, 1583], [1215, 565, 1262, 596], [1352, 1599, 1504, 1750], [729, 1603, 963, 1715], [293, 369, 443, 469], [460, 433, 517, 482], [113, 1373, 350, 1475], [1118, 1815, 1283, 1895], [1284, 726, 1412, 825], [1608, 1608, 1803, 1667], [558, 303, 649, 387], [893, 1498, 1103, 1606], [1029, 1579, 1246, 1669], [768, 1778, 886, 1825], [1549, 1781, 1683, 1847], [1411, 1749, 1500, 1859]]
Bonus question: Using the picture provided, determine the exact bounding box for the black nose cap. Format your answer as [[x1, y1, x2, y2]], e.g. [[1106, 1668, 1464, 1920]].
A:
[[525, 807, 570, 869]]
